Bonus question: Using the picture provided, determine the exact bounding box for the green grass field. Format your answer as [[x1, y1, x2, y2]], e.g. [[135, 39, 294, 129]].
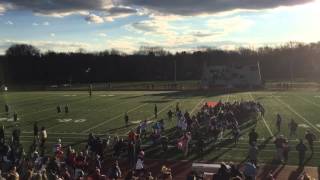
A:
[[1, 90, 320, 166]]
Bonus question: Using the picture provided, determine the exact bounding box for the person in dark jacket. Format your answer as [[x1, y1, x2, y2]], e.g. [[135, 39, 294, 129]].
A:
[[296, 139, 307, 166], [305, 130, 316, 154], [249, 129, 258, 146], [212, 163, 230, 180]]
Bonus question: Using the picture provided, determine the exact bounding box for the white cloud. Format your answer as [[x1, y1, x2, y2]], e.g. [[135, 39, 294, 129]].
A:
[[127, 16, 178, 37], [0, 39, 91, 54], [98, 33, 107, 37], [105, 37, 139, 53], [32, 22, 39, 26], [85, 14, 104, 24], [125, 13, 254, 50], [5, 20, 13, 25], [206, 16, 253, 35], [120, 0, 314, 15], [103, 6, 138, 21], [50, 33, 56, 37], [1, 0, 113, 17], [0, 4, 5, 15], [43, 21, 50, 26]]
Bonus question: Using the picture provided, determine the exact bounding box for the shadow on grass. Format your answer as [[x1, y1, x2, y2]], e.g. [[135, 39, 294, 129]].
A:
[[120, 95, 143, 99], [140, 100, 172, 103], [148, 89, 265, 99]]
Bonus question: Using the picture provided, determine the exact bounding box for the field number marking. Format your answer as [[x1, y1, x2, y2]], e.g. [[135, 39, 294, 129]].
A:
[[0, 117, 20, 122], [249, 93, 274, 137], [273, 96, 320, 133], [57, 118, 86, 123], [298, 124, 310, 128], [83, 103, 148, 133]]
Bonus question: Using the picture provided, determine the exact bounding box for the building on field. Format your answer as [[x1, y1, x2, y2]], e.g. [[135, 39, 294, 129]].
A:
[[201, 61, 263, 88]]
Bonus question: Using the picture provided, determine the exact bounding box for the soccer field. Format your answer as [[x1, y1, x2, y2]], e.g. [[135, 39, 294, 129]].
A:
[[1, 90, 320, 166]]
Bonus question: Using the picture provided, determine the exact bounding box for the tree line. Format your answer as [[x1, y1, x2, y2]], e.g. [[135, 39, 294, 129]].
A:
[[0, 42, 320, 85]]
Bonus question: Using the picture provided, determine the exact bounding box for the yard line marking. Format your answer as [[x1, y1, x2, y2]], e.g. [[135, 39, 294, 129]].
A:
[[13, 139, 320, 153], [46, 100, 132, 131], [5, 131, 105, 137], [140, 144, 320, 151], [22, 93, 121, 118], [1, 94, 59, 116], [149, 101, 176, 120], [18, 95, 96, 126], [273, 95, 320, 133], [295, 95, 320, 109], [124, 100, 179, 135], [23, 94, 128, 129], [10, 132, 320, 143], [191, 98, 204, 115], [249, 92, 274, 137], [226, 94, 230, 102], [83, 103, 148, 133]]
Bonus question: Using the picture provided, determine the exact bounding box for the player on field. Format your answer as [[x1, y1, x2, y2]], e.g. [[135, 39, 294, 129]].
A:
[[0, 125, 4, 144], [274, 135, 286, 163], [65, 105, 69, 114], [167, 110, 173, 121], [89, 84, 92, 97], [249, 129, 258, 146], [154, 104, 158, 118], [232, 127, 241, 145], [12, 125, 20, 144], [288, 119, 298, 137], [33, 122, 38, 138], [305, 130, 316, 154], [4, 104, 9, 115], [57, 105, 61, 113], [296, 139, 307, 166], [176, 102, 180, 113], [257, 102, 265, 117], [276, 113, 282, 132], [124, 113, 129, 127], [40, 127, 47, 150], [139, 120, 147, 138], [13, 112, 18, 122]]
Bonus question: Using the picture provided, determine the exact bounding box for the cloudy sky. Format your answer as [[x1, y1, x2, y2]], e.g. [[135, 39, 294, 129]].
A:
[[0, 0, 319, 54]]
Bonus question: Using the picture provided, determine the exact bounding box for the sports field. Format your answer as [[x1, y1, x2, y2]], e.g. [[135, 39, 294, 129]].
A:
[[1, 90, 320, 166]]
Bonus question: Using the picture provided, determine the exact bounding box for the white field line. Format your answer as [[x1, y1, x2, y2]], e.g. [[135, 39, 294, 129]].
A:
[[30, 95, 126, 128], [124, 101, 178, 135], [149, 101, 176, 120], [16, 140, 320, 154], [18, 96, 94, 125], [191, 98, 205, 115], [295, 95, 320, 109], [1, 95, 58, 116], [273, 95, 320, 134], [249, 93, 274, 137], [0, 112, 8, 115], [10, 131, 102, 136], [22, 94, 122, 118], [83, 103, 148, 133], [46, 100, 132, 131], [226, 94, 230, 102], [9, 134, 320, 143]]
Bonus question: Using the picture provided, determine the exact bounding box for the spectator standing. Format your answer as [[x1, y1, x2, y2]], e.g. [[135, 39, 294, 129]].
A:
[[305, 130, 316, 154], [296, 139, 307, 166]]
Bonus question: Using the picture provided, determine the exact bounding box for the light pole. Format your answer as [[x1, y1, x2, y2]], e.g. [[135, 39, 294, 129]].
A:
[[174, 59, 177, 83]]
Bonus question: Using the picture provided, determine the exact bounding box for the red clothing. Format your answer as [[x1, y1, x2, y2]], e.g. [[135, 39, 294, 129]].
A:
[[128, 131, 136, 142]]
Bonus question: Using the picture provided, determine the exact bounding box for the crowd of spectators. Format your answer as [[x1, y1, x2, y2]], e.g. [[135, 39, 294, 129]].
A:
[[0, 99, 317, 179]]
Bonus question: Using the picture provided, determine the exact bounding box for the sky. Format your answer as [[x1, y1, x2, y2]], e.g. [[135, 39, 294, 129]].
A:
[[0, 0, 320, 54]]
